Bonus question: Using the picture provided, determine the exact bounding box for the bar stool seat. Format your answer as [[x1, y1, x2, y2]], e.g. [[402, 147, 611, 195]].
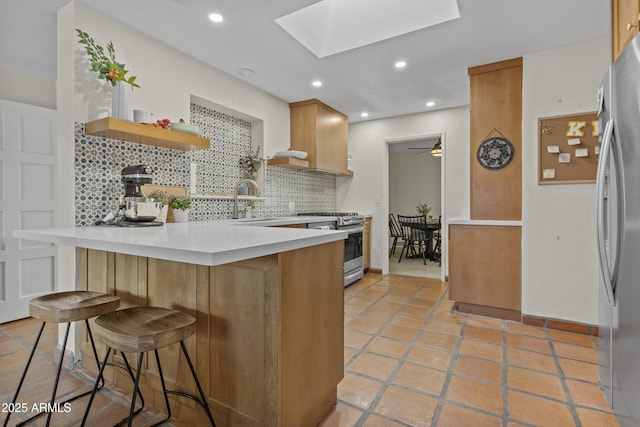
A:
[[4, 291, 120, 427], [30, 290, 121, 322], [82, 306, 215, 427]]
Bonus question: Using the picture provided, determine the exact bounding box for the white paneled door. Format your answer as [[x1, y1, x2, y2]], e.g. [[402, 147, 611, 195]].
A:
[[0, 100, 57, 323]]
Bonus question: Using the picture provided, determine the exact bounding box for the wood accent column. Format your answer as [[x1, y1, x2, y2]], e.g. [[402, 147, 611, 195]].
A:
[[468, 58, 523, 220]]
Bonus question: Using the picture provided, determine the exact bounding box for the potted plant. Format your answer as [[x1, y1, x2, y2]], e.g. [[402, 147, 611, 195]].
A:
[[168, 195, 192, 223]]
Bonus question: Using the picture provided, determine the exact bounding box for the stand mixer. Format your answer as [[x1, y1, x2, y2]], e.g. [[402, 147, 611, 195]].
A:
[[122, 164, 153, 198], [98, 165, 163, 227]]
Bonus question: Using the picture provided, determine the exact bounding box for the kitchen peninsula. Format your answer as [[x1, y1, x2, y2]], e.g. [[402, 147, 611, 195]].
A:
[[14, 221, 347, 427]]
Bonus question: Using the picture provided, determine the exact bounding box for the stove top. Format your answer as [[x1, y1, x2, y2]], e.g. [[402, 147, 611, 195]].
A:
[[298, 212, 364, 227], [298, 212, 360, 217]]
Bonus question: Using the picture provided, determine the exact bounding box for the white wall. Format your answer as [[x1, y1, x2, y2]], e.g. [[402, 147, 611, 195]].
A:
[[389, 151, 441, 217], [337, 106, 470, 275], [71, 3, 291, 155], [340, 38, 609, 325], [0, 66, 56, 109], [522, 38, 609, 325]]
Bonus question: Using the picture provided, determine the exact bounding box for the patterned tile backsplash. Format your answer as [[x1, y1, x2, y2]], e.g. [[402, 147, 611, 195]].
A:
[[75, 103, 336, 226]]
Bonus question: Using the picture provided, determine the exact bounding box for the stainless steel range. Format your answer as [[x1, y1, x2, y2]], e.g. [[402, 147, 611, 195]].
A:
[[301, 212, 365, 287]]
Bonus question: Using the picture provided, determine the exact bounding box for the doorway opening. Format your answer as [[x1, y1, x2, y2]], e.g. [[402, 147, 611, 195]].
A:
[[385, 133, 445, 281]]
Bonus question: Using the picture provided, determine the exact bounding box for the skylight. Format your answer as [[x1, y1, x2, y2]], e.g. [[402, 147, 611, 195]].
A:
[[275, 0, 460, 58]]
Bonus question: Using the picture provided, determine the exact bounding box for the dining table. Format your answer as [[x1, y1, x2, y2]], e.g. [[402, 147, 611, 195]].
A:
[[398, 217, 441, 261]]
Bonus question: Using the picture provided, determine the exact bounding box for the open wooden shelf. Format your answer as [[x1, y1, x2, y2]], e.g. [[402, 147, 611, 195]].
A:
[[84, 117, 210, 151], [267, 157, 310, 170]]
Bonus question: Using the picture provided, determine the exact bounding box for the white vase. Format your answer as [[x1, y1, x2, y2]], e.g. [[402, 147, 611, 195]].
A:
[[111, 80, 133, 121], [172, 208, 189, 223]]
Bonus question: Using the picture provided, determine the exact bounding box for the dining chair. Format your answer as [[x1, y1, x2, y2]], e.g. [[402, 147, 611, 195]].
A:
[[432, 215, 442, 266], [397, 214, 430, 265], [388, 214, 404, 257]]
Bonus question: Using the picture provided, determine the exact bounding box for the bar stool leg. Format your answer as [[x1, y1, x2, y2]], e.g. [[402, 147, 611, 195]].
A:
[[179, 341, 216, 426], [150, 350, 171, 426], [122, 352, 145, 427], [81, 347, 111, 427], [2, 322, 45, 427], [43, 321, 72, 426], [10, 320, 112, 427], [150, 341, 215, 427], [81, 349, 146, 427]]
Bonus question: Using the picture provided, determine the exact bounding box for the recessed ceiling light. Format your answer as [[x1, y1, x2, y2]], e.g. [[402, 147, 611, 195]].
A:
[[426, 101, 436, 107], [312, 80, 323, 87], [395, 61, 407, 69], [209, 13, 224, 23], [361, 112, 369, 117]]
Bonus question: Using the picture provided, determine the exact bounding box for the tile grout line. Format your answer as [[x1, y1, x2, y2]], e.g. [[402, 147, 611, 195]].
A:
[[502, 318, 511, 426], [431, 302, 468, 426], [345, 275, 447, 426], [344, 275, 418, 426]]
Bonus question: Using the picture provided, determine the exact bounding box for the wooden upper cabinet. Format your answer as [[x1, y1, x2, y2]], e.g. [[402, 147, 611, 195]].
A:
[[612, 0, 640, 61], [290, 99, 351, 176]]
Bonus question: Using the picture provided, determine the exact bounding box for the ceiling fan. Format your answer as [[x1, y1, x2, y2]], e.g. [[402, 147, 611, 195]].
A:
[[407, 138, 441, 156], [408, 147, 431, 155]]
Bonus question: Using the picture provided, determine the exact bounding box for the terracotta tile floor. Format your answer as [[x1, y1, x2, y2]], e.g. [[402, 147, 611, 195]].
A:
[[0, 273, 621, 426], [320, 273, 621, 427], [0, 317, 180, 426]]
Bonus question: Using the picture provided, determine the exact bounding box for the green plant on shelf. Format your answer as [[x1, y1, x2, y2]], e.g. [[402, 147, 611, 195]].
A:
[[168, 195, 192, 211]]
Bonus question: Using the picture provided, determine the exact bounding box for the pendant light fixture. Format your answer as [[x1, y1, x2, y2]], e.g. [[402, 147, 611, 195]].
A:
[[431, 139, 442, 157]]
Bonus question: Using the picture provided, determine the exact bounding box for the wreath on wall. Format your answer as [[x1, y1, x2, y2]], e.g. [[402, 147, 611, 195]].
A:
[[476, 129, 514, 170]]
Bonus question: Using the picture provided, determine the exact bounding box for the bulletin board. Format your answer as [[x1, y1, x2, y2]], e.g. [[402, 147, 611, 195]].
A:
[[538, 112, 599, 184]]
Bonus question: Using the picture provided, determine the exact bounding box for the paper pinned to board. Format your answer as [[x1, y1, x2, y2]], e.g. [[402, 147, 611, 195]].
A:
[[559, 153, 571, 163], [547, 145, 560, 153], [575, 148, 589, 158], [567, 138, 581, 145], [543, 168, 556, 179]]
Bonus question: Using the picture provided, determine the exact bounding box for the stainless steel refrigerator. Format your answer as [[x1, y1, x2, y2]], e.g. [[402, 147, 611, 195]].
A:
[[597, 33, 640, 427]]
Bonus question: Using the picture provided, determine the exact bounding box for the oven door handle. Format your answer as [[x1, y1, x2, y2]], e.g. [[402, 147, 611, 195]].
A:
[[340, 225, 364, 233]]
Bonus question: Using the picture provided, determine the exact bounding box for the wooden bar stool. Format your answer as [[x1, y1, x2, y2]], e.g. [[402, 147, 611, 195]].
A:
[[81, 306, 215, 427], [3, 291, 120, 427]]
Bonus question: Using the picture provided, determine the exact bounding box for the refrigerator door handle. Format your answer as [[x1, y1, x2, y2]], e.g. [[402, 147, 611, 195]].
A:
[[596, 118, 616, 305]]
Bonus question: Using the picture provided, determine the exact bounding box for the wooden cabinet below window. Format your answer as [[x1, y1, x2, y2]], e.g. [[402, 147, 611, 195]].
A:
[[449, 224, 521, 321]]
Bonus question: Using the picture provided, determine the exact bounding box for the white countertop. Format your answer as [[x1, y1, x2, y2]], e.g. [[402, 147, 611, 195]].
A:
[[447, 216, 523, 226], [13, 218, 347, 267]]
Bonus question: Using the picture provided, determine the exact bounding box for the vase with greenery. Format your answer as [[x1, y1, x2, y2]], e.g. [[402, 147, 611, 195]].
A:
[[416, 202, 431, 216], [239, 147, 263, 180], [76, 29, 140, 120], [168, 195, 192, 223]]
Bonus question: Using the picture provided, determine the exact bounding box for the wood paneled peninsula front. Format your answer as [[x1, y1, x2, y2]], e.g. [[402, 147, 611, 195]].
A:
[[14, 220, 347, 427]]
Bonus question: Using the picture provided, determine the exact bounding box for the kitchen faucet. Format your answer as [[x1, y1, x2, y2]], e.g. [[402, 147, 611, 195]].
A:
[[232, 179, 259, 219]]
